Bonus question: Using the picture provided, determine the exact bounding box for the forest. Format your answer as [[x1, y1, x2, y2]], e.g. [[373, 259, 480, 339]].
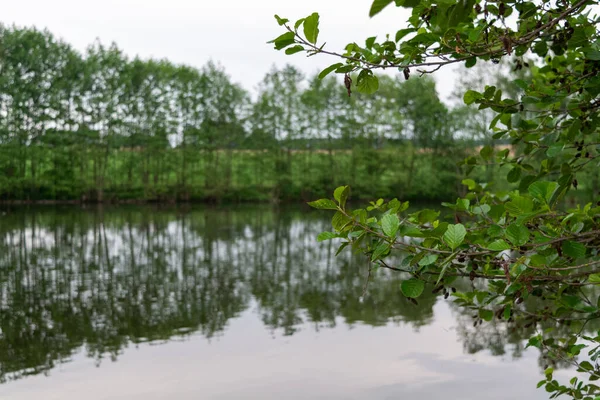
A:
[[0, 24, 535, 203]]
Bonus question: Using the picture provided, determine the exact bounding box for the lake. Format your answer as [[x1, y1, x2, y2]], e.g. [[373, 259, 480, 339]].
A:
[[0, 205, 572, 399]]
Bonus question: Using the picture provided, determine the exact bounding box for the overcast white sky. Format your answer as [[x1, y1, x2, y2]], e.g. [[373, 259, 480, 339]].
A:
[[3, 0, 457, 100]]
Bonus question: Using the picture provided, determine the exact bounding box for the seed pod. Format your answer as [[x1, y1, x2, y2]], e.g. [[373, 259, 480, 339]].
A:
[[403, 67, 410, 81], [469, 271, 476, 281], [344, 73, 352, 97], [501, 36, 512, 55], [499, 2, 506, 17], [451, 287, 457, 293]]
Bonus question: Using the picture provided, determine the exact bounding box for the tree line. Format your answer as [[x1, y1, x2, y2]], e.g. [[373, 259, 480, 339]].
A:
[[0, 24, 490, 203]]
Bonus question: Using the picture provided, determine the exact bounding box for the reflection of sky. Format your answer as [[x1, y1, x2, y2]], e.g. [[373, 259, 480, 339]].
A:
[[3, 301, 566, 399]]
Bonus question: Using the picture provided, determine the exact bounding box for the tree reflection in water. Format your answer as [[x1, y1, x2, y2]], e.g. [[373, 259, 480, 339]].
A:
[[0, 205, 588, 384]]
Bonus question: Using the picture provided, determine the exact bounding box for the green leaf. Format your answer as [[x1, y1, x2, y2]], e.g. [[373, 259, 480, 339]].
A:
[[332, 211, 352, 231], [269, 31, 296, 50], [456, 198, 470, 211], [504, 304, 512, 320], [546, 144, 563, 158], [308, 199, 338, 210], [585, 49, 600, 61], [274, 15, 289, 26], [417, 209, 440, 224], [479, 309, 494, 322], [487, 225, 504, 237], [507, 167, 521, 183], [487, 239, 511, 251], [381, 213, 400, 237], [335, 242, 350, 256], [505, 196, 533, 216], [294, 18, 305, 30], [463, 90, 482, 105], [562, 241, 586, 259], [400, 225, 423, 237], [528, 181, 558, 204], [333, 185, 350, 208], [369, 0, 395, 17], [443, 224, 466, 250], [418, 253, 438, 266], [371, 241, 391, 261], [447, 0, 475, 28], [579, 361, 594, 371], [480, 145, 493, 160], [395, 0, 421, 7], [528, 336, 542, 349], [530, 254, 547, 267], [318, 63, 344, 80], [462, 179, 477, 190], [303, 13, 320, 44], [505, 223, 530, 247], [589, 274, 600, 284], [513, 79, 528, 91], [285, 45, 305, 55], [472, 204, 491, 215], [317, 232, 338, 241], [395, 28, 415, 42], [401, 279, 425, 298], [356, 72, 379, 94]]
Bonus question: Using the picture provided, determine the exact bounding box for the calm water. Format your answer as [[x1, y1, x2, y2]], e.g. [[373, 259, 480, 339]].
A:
[[0, 205, 571, 399]]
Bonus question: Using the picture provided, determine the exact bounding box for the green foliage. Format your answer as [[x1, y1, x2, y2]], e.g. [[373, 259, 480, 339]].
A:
[[443, 224, 466, 250], [381, 213, 400, 237], [303, 13, 320, 45], [401, 279, 425, 298], [356, 70, 380, 94], [273, 1, 600, 398]]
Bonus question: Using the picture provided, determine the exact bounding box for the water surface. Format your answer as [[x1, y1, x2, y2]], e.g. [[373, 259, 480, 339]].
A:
[[0, 205, 569, 399]]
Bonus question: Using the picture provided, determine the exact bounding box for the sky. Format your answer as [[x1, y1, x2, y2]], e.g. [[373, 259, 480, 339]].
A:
[[3, 0, 457, 100]]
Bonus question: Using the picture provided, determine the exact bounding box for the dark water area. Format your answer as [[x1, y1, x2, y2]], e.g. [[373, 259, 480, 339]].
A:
[[0, 205, 570, 399]]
